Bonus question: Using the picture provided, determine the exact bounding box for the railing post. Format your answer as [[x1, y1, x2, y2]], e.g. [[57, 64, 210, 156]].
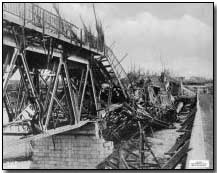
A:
[[58, 16, 61, 38], [32, 3, 34, 24], [80, 29, 82, 47], [23, 3, 26, 26], [42, 10, 45, 34]]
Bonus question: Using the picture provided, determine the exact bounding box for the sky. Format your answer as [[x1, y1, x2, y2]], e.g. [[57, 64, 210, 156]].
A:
[[39, 3, 213, 79]]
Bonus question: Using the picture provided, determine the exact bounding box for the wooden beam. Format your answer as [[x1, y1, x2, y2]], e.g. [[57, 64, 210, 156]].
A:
[[165, 132, 191, 155], [67, 56, 89, 65], [3, 48, 18, 97], [4, 120, 91, 146], [162, 140, 190, 169], [79, 65, 89, 119], [89, 67, 98, 117], [44, 59, 62, 130]]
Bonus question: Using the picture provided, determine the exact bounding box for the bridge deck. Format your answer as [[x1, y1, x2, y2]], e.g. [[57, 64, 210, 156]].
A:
[[3, 3, 104, 56]]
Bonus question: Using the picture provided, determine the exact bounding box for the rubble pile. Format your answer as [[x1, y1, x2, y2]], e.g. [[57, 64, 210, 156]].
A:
[[101, 103, 139, 142], [143, 104, 177, 124], [97, 71, 200, 169], [100, 73, 184, 142], [97, 94, 197, 169], [100, 102, 176, 142]]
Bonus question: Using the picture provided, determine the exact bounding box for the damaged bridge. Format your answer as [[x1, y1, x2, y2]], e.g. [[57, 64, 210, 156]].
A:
[[3, 3, 129, 136], [3, 3, 129, 169], [3, 3, 208, 170]]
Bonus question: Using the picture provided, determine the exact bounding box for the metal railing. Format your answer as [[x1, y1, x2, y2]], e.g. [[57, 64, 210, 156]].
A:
[[3, 3, 129, 96], [3, 3, 104, 52], [105, 46, 130, 97]]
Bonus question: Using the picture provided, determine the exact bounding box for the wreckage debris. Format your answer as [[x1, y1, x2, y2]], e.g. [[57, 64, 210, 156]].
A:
[[162, 99, 196, 169], [97, 128, 161, 169], [100, 103, 139, 142], [98, 94, 197, 169], [3, 3, 202, 169], [99, 101, 177, 143], [97, 71, 197, 169]]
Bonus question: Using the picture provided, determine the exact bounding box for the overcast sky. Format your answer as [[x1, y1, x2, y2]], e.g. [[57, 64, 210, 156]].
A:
[[40, 3, 213, 79]]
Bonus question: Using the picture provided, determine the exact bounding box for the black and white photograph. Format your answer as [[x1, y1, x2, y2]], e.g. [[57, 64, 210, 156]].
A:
[[2, 2, 214, 170]]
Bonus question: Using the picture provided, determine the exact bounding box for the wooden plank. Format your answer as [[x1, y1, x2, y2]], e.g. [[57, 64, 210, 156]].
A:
[[3, 132, 31, 136], [165, 132, 191, 155], [177, 115, 195, 132], [121, 154, 130, 169], [3, 36, 62, 57], [67, 56, 89, 65], [4, 120, 90, 146], [162, 140, 190, 169], [176, 129, 191, 133], [180, 110, 196, 126], [106, 160, 119, 169]]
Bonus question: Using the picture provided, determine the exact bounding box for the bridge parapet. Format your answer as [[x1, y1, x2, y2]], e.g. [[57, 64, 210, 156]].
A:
[[3, 3, 104, 55], [185, 92, 208, 169]]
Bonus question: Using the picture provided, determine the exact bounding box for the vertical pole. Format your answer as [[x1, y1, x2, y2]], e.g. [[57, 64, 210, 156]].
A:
[[18, 65, 28, 98], [42, 10, 45, 34], [20, 52, 43, 129], [63, 59, 79, 124], [61, 74, 73, 124], [20, 53, 37, 98], [17, 90, 26, 115], [43, 65, 56, 112], [23, 3, 26, 26], [32, 3, 34, 24], [44, 59, 62, 130], [15, 78, 23, 116], [78, 69, 85, 97], [80, 29, 83, 47], [3, 48, 18, 97], [3, 51, 10, 74], [89, 67, 98, 117], [3, 94, 14, 122], [107, 81, 112, 106], [79, 65, 89, 118], [58, 15, 60, 38], [138, 121, 144, 168]]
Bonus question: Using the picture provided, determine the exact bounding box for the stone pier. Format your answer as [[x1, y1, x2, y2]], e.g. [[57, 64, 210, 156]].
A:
[[30, 122, 113, 169]]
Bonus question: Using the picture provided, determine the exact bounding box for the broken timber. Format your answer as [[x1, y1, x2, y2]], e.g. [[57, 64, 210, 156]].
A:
[[162, 140, 191, 169], [165, 131, 191, 155], [4, 120, 90, 146]]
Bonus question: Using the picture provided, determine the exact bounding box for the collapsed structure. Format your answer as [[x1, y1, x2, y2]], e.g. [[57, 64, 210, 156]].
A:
[[3, 3, 197, 169], [96, 71, 197, 169]]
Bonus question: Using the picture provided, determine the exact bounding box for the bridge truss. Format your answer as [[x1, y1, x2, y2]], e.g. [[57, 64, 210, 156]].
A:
[[3, 3, 130, 142]]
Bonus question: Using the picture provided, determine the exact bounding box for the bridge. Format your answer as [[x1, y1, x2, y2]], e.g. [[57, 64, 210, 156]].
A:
[[4, 3, 209, 170], [3, 3, 129, 142]]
